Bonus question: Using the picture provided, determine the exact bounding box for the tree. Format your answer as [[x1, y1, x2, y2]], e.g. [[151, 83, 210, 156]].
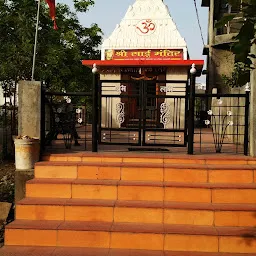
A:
[[0, 0, 102, 92], [216, 0, 256, 87]]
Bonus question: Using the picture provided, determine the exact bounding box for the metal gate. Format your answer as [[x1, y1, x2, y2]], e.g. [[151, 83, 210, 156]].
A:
[[39, 71, 250, 155], [99, 79, 189, 147]]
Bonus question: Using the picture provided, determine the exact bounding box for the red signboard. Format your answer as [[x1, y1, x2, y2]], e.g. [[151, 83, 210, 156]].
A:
[[105, 49, 183, 61]]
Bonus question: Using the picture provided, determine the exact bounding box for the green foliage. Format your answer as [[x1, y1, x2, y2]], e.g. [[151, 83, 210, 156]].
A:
[[73, 0, 95, 12], [216, 0, 256, 86], [0, 0, 102, 93], [222, 63, 251, 87]]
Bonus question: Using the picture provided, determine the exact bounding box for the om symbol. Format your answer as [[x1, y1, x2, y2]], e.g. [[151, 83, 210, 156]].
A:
[[136, 19, 156, 35]]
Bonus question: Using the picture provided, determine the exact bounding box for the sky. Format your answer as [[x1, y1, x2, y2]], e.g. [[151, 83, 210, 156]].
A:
[[60, 0, 209, 80]]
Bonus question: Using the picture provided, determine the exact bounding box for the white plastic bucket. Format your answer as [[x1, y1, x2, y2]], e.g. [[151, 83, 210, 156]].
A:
[[14, 138, 40, 170]]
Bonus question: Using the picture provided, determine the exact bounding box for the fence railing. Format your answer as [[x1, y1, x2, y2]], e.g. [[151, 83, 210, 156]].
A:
[[41, 90, 92, 152], [40, 73, 250, 156], [192, 92, 250, 155], [0, 84, 18, 161], [0, 104, 18, 160]]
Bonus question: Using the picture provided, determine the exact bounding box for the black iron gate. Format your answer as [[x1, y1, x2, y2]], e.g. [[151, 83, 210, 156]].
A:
[[99, 79, 189, 147], [40, 72, 250, 155]]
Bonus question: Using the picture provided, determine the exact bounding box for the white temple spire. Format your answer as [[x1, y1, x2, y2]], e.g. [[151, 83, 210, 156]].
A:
[[102, 0, 187, 59]]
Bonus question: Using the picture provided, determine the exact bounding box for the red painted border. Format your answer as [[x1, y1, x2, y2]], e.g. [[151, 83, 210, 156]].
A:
[[82, 59, 204, 68]]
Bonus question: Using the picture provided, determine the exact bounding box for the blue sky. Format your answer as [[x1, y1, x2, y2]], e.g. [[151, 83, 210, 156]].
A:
[[60, 0, 208, 81]]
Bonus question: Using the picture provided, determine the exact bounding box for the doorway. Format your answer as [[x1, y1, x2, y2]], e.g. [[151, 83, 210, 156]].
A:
[[121, 68, 166, 128], [99, 73, 188, 146]]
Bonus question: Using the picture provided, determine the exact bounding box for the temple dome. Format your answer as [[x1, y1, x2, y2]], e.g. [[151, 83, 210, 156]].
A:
[[101, 0, 187, 59]]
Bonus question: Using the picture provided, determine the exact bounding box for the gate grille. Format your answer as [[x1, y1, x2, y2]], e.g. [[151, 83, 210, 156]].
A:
[[99, 79, 188, 147]]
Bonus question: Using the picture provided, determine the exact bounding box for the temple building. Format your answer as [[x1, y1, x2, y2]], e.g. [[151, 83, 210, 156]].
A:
[[83, 0, 204, 146]]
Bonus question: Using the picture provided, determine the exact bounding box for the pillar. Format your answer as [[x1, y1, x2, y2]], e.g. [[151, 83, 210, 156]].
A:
[[250, 43, 256, 156], [15, 80, 41, 202], [18, 81, 41, 138]]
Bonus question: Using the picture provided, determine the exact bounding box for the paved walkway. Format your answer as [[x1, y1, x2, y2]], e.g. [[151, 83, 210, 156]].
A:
[[44, 128, 245, 155]]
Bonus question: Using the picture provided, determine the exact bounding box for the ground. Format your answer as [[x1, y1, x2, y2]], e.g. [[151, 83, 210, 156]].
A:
[[0, 161, 15, 246]]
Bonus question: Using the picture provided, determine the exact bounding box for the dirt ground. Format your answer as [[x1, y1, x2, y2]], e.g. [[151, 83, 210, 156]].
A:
[[0, 161, 15, 246]]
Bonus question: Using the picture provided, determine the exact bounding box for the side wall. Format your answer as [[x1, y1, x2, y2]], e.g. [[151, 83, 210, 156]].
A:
[[208, 48, 235, 93]]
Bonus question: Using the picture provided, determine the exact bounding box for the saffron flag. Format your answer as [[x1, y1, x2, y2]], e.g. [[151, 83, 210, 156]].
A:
[[45, 0, 58, 30]]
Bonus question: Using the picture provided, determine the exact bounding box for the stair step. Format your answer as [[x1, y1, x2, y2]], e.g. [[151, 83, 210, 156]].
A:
[[17, 197, 256, 210], [25, 178, 256, 203], [34, 161, 256, 184], [42, 153, 254, 166], [36, 161, 256, 169], [26, 178, 256, 188], [1, 246, 255, 256], [15, 198, 256, 226], [5, 220, 256, 253], [5, 153, 256, 254]]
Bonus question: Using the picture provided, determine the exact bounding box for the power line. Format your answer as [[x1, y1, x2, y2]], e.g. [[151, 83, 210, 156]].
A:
[[193, 0, 205, 46]]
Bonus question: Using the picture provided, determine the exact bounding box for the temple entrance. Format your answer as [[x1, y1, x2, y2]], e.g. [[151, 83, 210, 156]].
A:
[[99, 71, 189, 147], [40, 68, 250, 155], [120, 68, 166, 129], [124, 80, 165, 129]]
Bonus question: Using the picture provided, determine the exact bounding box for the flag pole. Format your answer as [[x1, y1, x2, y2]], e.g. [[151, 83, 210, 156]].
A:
[[32, 0, 41, 81]]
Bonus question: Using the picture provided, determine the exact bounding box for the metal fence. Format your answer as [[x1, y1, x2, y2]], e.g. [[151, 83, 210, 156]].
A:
[[193, 92, 250, 154], [40, 73, 250, 155], [41, 90, 92, 152], [0, 88, 18, 160]]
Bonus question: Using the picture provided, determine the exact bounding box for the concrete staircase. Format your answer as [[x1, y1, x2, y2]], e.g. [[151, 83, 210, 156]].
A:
[[1, 153, 256, 255]]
